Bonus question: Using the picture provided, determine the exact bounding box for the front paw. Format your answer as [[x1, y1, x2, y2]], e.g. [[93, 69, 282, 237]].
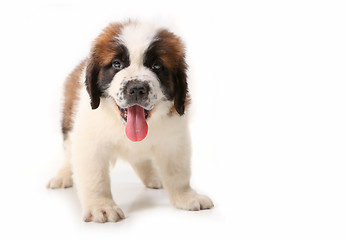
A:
[[144, 178, 163, 189], [82, 198, 125, 223], [47, 173, 73, 189], [172, 191, 214, 211]]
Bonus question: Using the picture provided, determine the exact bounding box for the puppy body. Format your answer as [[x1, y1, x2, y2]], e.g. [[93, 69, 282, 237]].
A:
[[48, 21, 213, 222]]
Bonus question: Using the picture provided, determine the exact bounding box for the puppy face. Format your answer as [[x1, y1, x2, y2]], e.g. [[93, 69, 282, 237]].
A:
[[85, 21, 188, 141]]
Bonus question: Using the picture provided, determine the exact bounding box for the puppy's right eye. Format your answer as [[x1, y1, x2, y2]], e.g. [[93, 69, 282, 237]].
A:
[[112, 60, 122, 70]]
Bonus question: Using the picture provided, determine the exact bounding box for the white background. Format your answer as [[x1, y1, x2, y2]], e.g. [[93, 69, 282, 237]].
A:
[[0, 0, 358, 239]]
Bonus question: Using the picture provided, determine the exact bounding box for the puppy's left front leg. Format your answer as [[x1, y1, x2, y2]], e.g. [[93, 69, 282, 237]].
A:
[[72, 146, 124, 223], [155, 145, 214, 211]]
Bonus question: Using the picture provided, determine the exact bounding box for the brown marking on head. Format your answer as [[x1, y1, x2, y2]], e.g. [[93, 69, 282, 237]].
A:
[[92, 23, 125, 65], [86, 22, 129, 109], [144, 29, 188, 115], [61, 60, 86, 140], [156, 29, 186, 71]]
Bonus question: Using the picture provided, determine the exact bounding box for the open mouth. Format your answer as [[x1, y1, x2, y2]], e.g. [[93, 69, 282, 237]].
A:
[[119, 107, 149, 122], [117, 105, 150, 142]]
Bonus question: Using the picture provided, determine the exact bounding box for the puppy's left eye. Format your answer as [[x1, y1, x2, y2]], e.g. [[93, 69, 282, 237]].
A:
[[112, 60, 122, 70], [151, 62, 162, 71]]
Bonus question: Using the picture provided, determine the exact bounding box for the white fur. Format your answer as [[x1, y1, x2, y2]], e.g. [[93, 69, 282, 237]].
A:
[[47, 22, 213, 223], [116, 22, 158, 65]]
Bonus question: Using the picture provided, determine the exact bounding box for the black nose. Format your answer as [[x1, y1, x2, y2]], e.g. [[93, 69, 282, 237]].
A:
[[129, 86, 147, 96], [126, 80, 150, 100]]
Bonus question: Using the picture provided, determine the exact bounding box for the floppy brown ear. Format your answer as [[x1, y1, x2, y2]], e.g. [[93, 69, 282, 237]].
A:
[[85, 55, 101, 109], [173, 60, 188, 115]]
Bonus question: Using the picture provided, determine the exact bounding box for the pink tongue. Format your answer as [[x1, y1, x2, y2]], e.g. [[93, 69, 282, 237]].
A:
[[125, 105, 148, 142]]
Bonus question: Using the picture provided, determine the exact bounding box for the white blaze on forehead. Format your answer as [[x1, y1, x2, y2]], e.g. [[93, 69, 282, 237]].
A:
[[116, 22, 159, 67]]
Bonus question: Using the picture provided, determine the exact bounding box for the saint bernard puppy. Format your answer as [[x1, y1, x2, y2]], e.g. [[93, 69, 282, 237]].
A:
[[47, 20, 213, 222]]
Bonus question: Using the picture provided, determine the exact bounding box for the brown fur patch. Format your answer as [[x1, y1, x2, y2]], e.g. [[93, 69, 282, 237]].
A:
[[144, 29, 189, 115], [85, 22, 130, 109], [61, 60, 86, 139], [91, 22, 124, 66], [156, 29, 186, 71]]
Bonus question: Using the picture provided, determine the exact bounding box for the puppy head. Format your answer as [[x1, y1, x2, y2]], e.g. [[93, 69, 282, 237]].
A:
[[85, 21, 188, 141]]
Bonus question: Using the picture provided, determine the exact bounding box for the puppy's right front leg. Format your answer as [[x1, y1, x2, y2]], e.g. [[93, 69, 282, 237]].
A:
[[72, 146, 124, 223]]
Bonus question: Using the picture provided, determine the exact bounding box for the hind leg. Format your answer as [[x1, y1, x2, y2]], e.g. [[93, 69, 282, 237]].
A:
[[131, 160, 163, 189], [47, 139, 73, 189]]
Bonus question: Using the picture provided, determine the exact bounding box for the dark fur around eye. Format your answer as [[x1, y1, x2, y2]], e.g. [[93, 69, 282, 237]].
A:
[[85, 44, 130, 108]]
